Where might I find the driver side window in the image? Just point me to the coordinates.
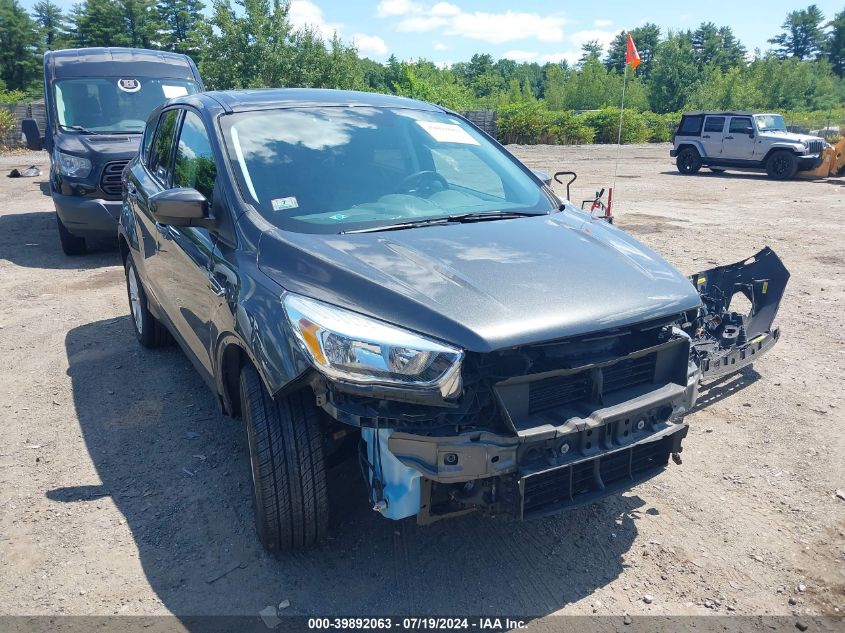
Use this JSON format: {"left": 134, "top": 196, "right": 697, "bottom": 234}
{"left": 729, "top": 117, "right": 753, "bottom": 135}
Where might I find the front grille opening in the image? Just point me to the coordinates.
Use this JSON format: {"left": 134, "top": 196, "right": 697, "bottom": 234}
{"left": 528, "top": 372, "right": 590, "bottom": 414}
{"left": 603, "top": 354, "right": 656, "bottom": 394}
{"left": 521, "top": 436, "right": 673, "bottom": 516}
{"left": 100, "top": 160, "right": 128, "bottom": 196}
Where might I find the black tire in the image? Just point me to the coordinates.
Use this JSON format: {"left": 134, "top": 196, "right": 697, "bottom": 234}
{"left": 676, "top": 147, "right": 702, "bottom": 174}
{"left": 240, "top": 364, "right": 329, "bottom": 552}
{"left": 766, "top": 150, "right": 798, "bottom": 180}
{"left": 57, "top": 214, "right": 87, "bottom": 255}
{"left": 709, "top": 167, "right": 726, "bottom": 173}
{"left": 124, "top": 256, "right": 172, "bottom": 348}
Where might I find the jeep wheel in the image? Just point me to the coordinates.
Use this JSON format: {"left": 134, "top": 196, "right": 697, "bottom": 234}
{"left": 125, "top": 256, "right": 172, "bottom": 348}
{"left": 766, "top": 151, "right": 798, "bottom": 180}
{"left": 57, "top": 215, "right": 87, "bottom": 255}
{"left": 676, "top": 148, "right": 702, "bottom": 175}
{"left": 240, "top": 364, "right": 329, "bottom": 552}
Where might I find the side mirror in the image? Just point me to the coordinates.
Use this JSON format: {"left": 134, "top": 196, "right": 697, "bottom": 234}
{"left": 21, "top": 118, "right": 43, "bottom": 151}
{"left": 149, "top": 188, "right": 211, "bottom": 227}
{"left": 532, "top": 169, "right": 552, "bottom": 187}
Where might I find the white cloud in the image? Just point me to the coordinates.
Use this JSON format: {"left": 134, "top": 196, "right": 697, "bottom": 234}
{"left": 446, "top": 11, "right": 567, "bottom": 43}
{"left": 594, "top": 19, "right": 612, "bottom": 28}
{"left": 569, "top": 29, "right": 618, "bottom": 51}
{"left": 376, "top": 0, "right": 422, "bottom": 17}
{"left": 354, "top": 33, "right": 389, "bottom": 56}
{"left": 288, "top": 0, "right": 342, "bottom": 39}
{"left": 433, "top": 40, "right": 448, "bottom": 51}
{"left": 381, "top": 2, "right": 570, "bottom": 45}
{"left": 397, "top": 16, "right": 448, "bottom": 32}
{"left": 502, "top": 50, "right": 581, "bottom": 65}
{"left": 430, "top": 2, "right": 460, "bottom": 16}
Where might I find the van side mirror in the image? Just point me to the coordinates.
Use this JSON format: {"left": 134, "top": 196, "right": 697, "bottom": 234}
{"left": 21, "top": 118, "right": 43, "bottom": 151}
{"left": 149, "top": 188, "right": 211, "bottom": 227}
{"left": 532, "top": 169, "right": 552, "bottom": 187}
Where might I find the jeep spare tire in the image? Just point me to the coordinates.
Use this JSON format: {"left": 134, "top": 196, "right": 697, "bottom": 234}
{"left": 676, "top": 147, "right": 702, "bottom": 175}
{"left": 766, "top": 150, "right": 798, "bottom": 180}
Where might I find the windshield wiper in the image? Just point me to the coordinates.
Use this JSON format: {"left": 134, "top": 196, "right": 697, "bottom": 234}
{"left": 60, "top": 125, "right": 99, "bottom": 135}
{"left": 341, "top": 217, "right": 452, "bottom": 234}
{"left": 340, "top": 211, "right": 548, "bottom": 235}
{"left": 446, "top": 211, "right": 548, "bottom": 223}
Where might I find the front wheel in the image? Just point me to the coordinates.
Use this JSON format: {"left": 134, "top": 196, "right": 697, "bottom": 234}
{"left": 57, "top": 215, "right": 87, "bottom": 255}
{"left": 676, "top": 147, "right": 702, "bottom": 175}
{"left": 766, "top": 151, "right": 798, "bottom": 180}
{"left": 240, "top": 364, "right": 329, "bottom": 552}
{"left": 124, "top": 256, "right": 172, "bottom": 348}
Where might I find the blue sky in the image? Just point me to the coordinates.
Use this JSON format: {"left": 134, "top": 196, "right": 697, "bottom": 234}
{"left": 26, "top": 0, "right": 845, "bottom": 64}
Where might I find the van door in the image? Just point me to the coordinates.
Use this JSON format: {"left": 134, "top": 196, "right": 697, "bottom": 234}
{"left": 722, "top": 116, "right": 757, "bottom": 160}
{"left": 701, "top": 116, "right": 726, "bottom": 158}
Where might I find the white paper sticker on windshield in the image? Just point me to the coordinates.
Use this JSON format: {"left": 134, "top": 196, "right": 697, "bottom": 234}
{"left": 271, "top": 196, "right": 299, "bottom": 211}
{"left": 162, "top": 85, "right": 189, "bottom": 99}
{"left": 416, "top": 120, "right": 479, "bottom": 145}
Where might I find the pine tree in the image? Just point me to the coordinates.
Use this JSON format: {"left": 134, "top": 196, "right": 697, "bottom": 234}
{"left": 0, "top": 0, "right": 42, "bottom": 91}
{"left": 156, "top": 0, "right": 204, "bottom": 56}
{"left": 768, "top": 4, "right": 826, "bottom": 60}
{"left": 32, "top": 0, "right": 68, "bottom": 49}
{"left": 605, "top": 23, "right": 661, "bottom": 78}
{"left": 827, "top": 8, "right": 845, "bottom": 76}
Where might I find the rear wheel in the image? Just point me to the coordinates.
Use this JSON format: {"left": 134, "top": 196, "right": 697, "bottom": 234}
{"left": 676, "top": 147, "right": 702, "bottom": 175}
{"left": 766, "top": 150, "right": 798, "bottom": 180}
{"left": 57, "top": 215, "right": 87, "bottom": 255}
{"left": 124, "top": 256, "right": 172, "bottom": 348}
{"left": 240, "top": 364, "right": 329, "bottom": 552}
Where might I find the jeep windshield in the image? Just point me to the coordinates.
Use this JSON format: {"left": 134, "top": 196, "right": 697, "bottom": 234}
{"left": 221, "top": 106, "right": 555, "bottom": 234}
{"left": 55, "top": 77, "right": 200, "bottom": 134}
{"left": 754, "top": 114, "right": 787, "bottom": 132}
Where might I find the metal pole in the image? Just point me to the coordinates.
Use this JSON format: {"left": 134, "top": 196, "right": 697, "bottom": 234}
{"left": 613, "top": 62, "right": 628, "bottom": 190}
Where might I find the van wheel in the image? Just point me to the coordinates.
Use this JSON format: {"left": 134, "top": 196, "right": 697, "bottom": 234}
{"left": 240, "top": 364, "right": 329, "bottom": 552}
{"left": 676, "top": 148, "right": 702, "bottom": 174}
{"left": 57, "top": 215, "right": 87, "bottom": 255}
{"left": 124, "top": 256, "right": 172, "bottom": 348}
{"left": 766, "top": 151, "right": 798, "bottom": 180}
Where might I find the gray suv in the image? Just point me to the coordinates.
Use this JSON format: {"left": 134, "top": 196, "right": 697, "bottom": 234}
{"left": 671, "top": 112, "right": 825, "bottom": 180}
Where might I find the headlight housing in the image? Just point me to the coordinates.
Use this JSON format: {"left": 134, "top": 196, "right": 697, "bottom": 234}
{"left": 284, "top": 293, "right": 463, "bottom": 398}
{"left": 54, "top": 150, "right": 92, "bottom": 178}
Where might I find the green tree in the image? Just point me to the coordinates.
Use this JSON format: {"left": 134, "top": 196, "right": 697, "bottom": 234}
{"left": 120, "top": 0, "right": 162, "bottom": 48}
{"left": 606, "top": 23, "right": 661, "bottom": 77}
{"left": 828, "top": 8, "right": 845, "bottom": 76}
{"left": 768, "top": 4, "right": 826, "bottom": 59}
{"left": 71, "top": 0, "right": 127, "bottom": 47}
{"left": 578, "top": 40, "right": 603, "bottom": 65}
{"left": 647, "top": 32, "right": 702, "bottom": 112}
{"left": 691, "top": 22, "right": 747, "bottom": 70}
{"left": 156, "top": 0, "right": 204, "bottom": 56}
{"left": 0, "top": 0, "right": 42, "bottom": 91}
{"left": 32, "top": 0, "right": 68, "bottom": 49}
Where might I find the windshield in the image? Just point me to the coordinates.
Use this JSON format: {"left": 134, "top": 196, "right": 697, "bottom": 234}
{"left": 55, "top": 78, "right": 199, "bottom": 134}
{"left": 221, "top": 106, "right": 554, "bottom": 234}
{"left": 754, "top": 114, "right": 787, "bottom": 132}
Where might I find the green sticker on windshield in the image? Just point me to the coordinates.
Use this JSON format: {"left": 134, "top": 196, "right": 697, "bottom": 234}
{"left": 271, "top": 196, "right": 298, "bottom": 211}
{"left": 329, "top": 213, "right": 348, "bottom": 220}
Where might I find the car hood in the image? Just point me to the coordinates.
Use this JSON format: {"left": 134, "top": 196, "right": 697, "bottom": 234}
{"left": 761, "top": 130, "right": 824, "bottom": 145}
{"left": 54, "top": 132, "right": 141, "bottom": 160}
{"left": 257, "top": 210, "right": 703, "bottom": 352}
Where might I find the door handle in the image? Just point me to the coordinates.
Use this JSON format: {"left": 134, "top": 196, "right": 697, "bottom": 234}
{"left": 207, "top": 272, "right": 226, "bottom": 297}
{"left": 702, "top": 135, "right": 710, "bottom": 139}
{"left": 724, "top": 136, "right": 734, "bottom": 140}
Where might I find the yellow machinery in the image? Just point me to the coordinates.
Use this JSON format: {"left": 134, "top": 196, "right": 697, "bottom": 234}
{"left": 798, "top": 137, "right": 845, "bottom": 178}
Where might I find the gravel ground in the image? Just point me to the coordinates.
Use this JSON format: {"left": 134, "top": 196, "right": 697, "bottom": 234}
{"left": 0, "top": 145, "right": 843, "bottom": 621}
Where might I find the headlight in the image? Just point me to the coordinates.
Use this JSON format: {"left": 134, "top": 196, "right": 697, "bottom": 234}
{"left": 284, "top": 293, "right": 463, "bottom": 398}
{"left": 54, "top": 150, "right": 92, "bottom": 178}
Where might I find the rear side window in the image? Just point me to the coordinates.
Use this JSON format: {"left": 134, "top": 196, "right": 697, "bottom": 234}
{"left": 678, "top": 116, "right": 703, "bottom": 136}
{"left": 704, "top": 117, "right": 725, "bottom": 133}
{"left": 149, "top": 109, "right": 180, "bottom": 184}
{"left": 173, "top": 110, "right": 217, "bottom": 203}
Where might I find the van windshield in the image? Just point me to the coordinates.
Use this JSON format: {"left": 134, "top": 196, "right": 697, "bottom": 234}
{"left": 55, "top": 77, "right": 199, "bottom": 134}
{"left": 221, "top": 106, "right": 554, "bottom": 234}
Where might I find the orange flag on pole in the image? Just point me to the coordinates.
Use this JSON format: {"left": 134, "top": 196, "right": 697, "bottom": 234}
{"left": 625, "top": 34, "right": 641, "bottom": 69}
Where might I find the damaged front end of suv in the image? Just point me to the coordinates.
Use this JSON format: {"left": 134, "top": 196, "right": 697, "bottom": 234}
{"left": 286, "top": 243, "right": 788, "bottom": 525}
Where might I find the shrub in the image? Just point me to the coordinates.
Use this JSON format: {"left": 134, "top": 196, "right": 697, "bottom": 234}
{"left": 497, "top": 100, "right": 552, "bottom": 144}
{"left": 0, "top": 89, "right": 28, "bottom": 105}
{"left": 580, "top": 107, "right": 650, "bottom": 144}
{"left": 546, "top": 111, "right": 595, "bottom": 144}
{"left": 643, "top": 111, "right": 681, "bottom": 142}
{"left": 0, "top": 108, "right": 17, "bottom": 149}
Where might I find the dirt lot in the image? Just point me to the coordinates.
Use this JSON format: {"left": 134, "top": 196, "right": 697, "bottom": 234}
{"left": 0, "top": 144, "right": 843, "bottom": 622}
